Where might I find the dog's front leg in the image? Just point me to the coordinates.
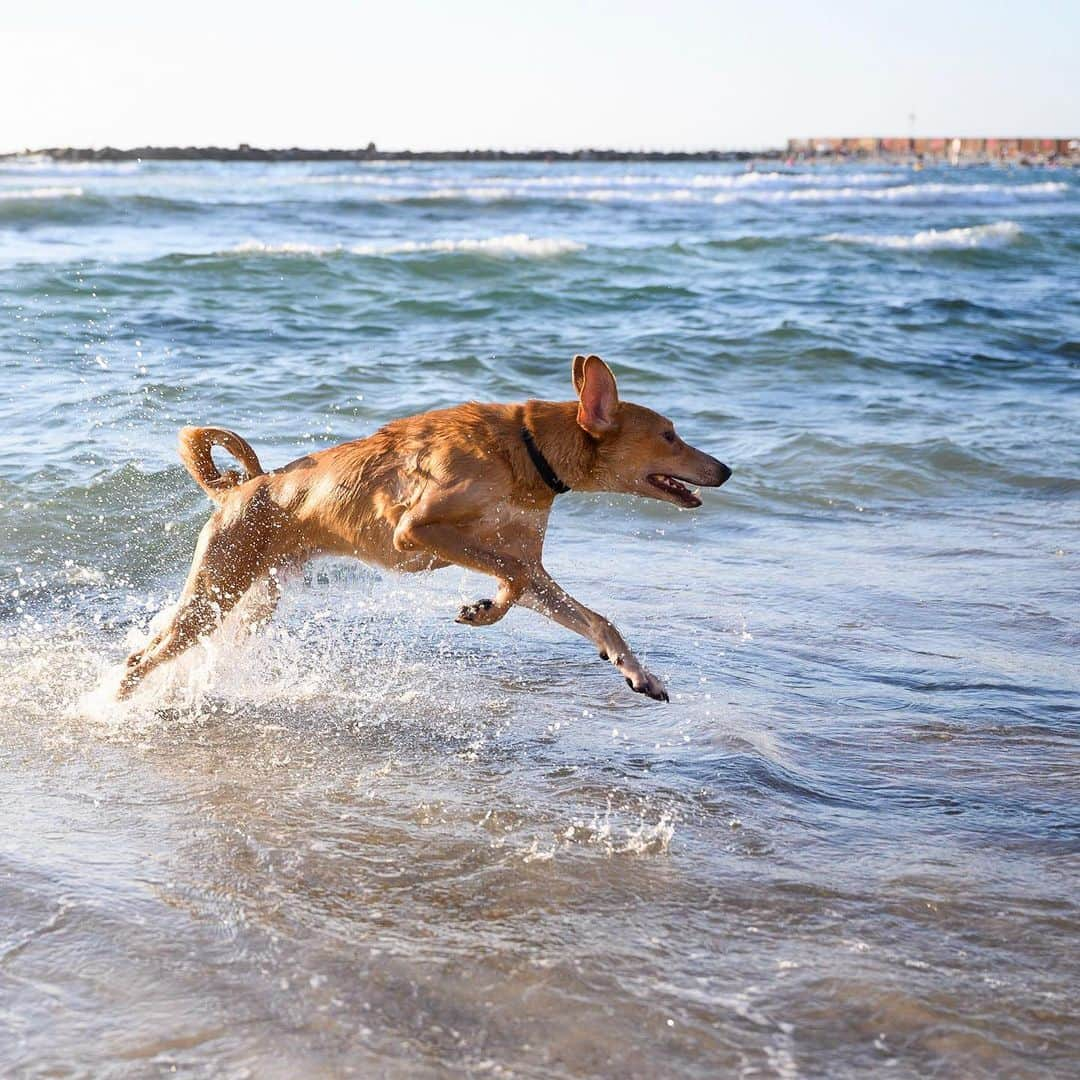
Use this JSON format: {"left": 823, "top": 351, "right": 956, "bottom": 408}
{"left": 394, "top": 515, "right": 530, "bottom": 626}
{"left": 518, "top": 570, "right": 669, "bottom": 702}
{"left": 455, "top": 579, "right": 520, "bottom": 627}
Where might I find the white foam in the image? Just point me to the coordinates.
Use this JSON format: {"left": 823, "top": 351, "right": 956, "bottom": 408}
{"left": 723, "top": 181, "right": 1068, "bottom": 206}
{"left": 355, "top": 233, "right": 584, "bottom": 256}
{"left": 0, "top": 185, "right": 84, "bottom": 200}
{"left": 823, "top": 220, "right": 1023, "bottom": 250}
{"left": 583, "top": 187, "right": 697, "bottom": 202}
{"left": 303, "top": 170, "right": 899, "bottom": 192}
{"left": 297, "top": 173, "right": 1068, "bottom": 207}
{"left": 522, "top": 803, "right": 676, "bottom": 862}
{"left": 230, "top": 234, "right": 584, "bottom": 258}
{"left": 65, "top": 571, "right": 498, "bottom": 733}
{"left": 299, "top": 174, "right": 414, "bottom": 186}
{"left": 0, "top": 157, "right": 141, "bottom": 173}
{"left": 375, "top": 185, "right": 518, "bottom": 202}
{"left": 231, "top": 240, "right": 333, "bottom": 255}
{"left": 688, "top": 170, "right": 897, "bottom": 189}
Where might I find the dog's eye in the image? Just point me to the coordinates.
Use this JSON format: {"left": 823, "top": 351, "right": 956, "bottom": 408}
{"left": 662, "top": 430, "right": 676, "bottom": 444}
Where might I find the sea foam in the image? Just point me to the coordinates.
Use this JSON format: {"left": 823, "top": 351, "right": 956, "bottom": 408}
{"left": 724, "top": 181, "right": 1068, "bottom": 206}
{"left": 364, "top": 179, "right": 1068, "bottom": 207}
{"left": 349, "top": 233, "right": 584, "bottom": 256}
{"left": 0, "top": 185, "right": 84, "bottom": 200}
{"left": 823, "top": 220, "right": 1023, "bottom": 250}
{"left": 231, "top": 234, "right": 585, "bottom": 258}
{"left": 303, "top": 170, "right": 898, "bottom": 192}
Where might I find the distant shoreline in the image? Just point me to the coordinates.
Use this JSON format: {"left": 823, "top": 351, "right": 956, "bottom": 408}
{"left": 2, "top": 145, "right": 774, "bottom": 164}
{"left": 4, "top": 143, "right": 1075, "bottom": 166}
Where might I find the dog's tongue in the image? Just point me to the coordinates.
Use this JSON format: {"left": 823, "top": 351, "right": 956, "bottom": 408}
{"left": 652, "top": 473, "right": 701, "bottom": 507}
{"left": 677, "top": 482, "right": 702, "bottom": 508}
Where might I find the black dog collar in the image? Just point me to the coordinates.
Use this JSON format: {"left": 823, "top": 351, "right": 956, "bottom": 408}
{"left": 521, "top": 427, "right": 570, "bottom": 495}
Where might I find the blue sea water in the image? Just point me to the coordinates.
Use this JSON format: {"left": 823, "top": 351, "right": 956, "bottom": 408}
{"left": 1, "top": 158, "right": 1078, "bottom": 1077}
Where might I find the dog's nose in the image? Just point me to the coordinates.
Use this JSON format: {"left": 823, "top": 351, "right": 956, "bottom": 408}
{"left": 714, "top": 462, "right": 732, "bottom": 486}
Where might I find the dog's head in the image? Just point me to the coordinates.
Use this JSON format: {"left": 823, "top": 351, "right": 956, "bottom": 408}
{"left": 573, "top": 354, "right": 731, "bottom": 508}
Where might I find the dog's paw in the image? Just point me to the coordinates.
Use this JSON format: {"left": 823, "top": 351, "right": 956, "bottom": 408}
{"left": 624, "top": 669, "right": 669, "bottom": 702}
{"left": 456, "top": 598, "right": 504, "bottom": 627}
{"left": 116, "top": 673, "right": 139, "bottom": 700}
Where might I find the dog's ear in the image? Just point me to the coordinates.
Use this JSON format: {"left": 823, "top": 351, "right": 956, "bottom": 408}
{"left": 575, "top": 355, "right": 619, "bottom": 436}
{"left": 572, "top": 354, "right": 588, "bottom": 395}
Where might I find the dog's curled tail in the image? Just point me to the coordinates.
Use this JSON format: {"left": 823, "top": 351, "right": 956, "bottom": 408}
{"left": 178, "top": 426, "right": 264, "bottom": 503}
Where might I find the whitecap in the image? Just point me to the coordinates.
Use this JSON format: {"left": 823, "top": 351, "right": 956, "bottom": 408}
{"left": 230, "top": 239, "right": 335, "bottom": 255}
{"left": 297, "top": 174, "right": 416, "bottom": 186}
{"left": 300, "top": 169, "right": 902, "bottom": 194}
{"left": 727, "top": 181, "right": 1068, "bottom": 205}
{"left": 376, "top": 185, "right": 517, "bottom": 201}
{"left": 302, "top": 176, "right": 1068, "bottom": 208}
{"left": 823, "top": 220, "right": 1023, "bottom": 250}
{"left": 689, "top": 169, "right": 898, "bottom": 189}
{"left": 228, "top": 234, "right": 584, "bottom": 258}
{"left": 0, "top": 185, "right": 84, "bottom": 200}
{"left": 351, "top": 233, "right": 584, "bottom": 256}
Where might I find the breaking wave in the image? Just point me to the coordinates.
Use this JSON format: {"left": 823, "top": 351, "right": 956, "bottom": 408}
{"left": 357, "top": 179, "right": 1069, "bottom": 207}
{"left": 0, "top": 185, "right": 85, "bottom": 200}
{"left": 229, "top": 234, "right": 585, "bottom": 258}
{"left": 715, "top": 181, "right": 1068, "bottom": 206}
{"left": 823, "top": 220, "right": 1024, "bottom": 250}
{"left": 301, "top": 169, "right": 898, "bottom": 191}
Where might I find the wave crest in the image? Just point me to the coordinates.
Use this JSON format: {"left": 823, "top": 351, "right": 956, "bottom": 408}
{"left": 230, "top": 234, "right": 585, "bottom": 258}
{"left": 0, "top": 185, "right": 84, "bottom": 201}
{"left": 823, "top": 221, "right": 1023, "bottom": 250}
{"left": 339, "top": 178, "right": 1069, "bottom": 208}
{"left": 715, "top": 181, "right": 1067, "bottom": 206}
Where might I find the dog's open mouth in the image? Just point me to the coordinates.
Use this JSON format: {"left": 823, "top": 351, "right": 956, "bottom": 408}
{"left": 647, "top": 473, "right": 702, "bottom": 508}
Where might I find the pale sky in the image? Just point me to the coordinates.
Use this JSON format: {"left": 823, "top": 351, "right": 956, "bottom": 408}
{"left": 2, "top": 0, "right": 1076, "bottom": 153}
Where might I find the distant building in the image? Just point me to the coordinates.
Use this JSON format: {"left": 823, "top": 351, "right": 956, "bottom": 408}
{"left": 786, "top": 137, "right": 1077, "bottom": 161}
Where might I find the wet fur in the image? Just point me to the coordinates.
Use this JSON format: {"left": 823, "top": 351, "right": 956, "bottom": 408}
{"left": 119, "top": 356, "right": 730, "bottom": 701}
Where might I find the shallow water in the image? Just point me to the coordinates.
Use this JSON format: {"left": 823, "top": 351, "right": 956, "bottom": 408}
{"left": 1, "top": 158, "right": 1078, "bottom": 1077}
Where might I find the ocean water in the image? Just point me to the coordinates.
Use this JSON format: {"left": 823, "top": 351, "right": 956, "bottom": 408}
{"left": 1, "top": 157, "right": 1078, "bottom": 1078}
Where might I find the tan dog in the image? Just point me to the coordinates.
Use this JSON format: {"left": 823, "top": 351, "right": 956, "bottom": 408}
{"left": 118, "top": 356, "right": 730, "bottom": 701}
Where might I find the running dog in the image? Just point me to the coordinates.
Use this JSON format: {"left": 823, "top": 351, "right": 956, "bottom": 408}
{"left": 119, "top": 356, "right": 731, "bottom": 701}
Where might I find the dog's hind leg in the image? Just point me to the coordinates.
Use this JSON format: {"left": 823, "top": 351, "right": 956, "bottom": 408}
{"left": 118, "top": 498, "right": 283, "bottom": 698}
{"left": 238, "top": 565, "right": 286, "bottom": 630}
{"left": 118, "top": 587, "right": 234, "bottom": 698}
